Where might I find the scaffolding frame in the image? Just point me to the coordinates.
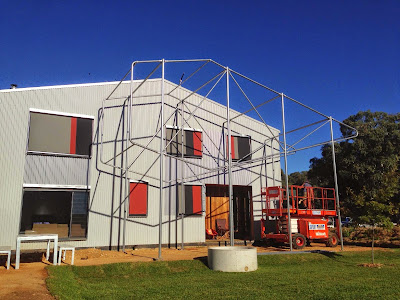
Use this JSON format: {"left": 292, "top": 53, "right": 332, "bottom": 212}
{"left": 98, "top": 58, "right": 358, "bottom": 259}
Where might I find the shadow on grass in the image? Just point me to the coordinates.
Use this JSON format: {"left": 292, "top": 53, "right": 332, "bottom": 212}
{"left": 194, "top": 256, "right": 208, "bottom": 268}
{"left": 311, "top": 250, "right": 343, "bottom": 259}
{"left": 312, "top": 250, "right": 363, "bottom": 267}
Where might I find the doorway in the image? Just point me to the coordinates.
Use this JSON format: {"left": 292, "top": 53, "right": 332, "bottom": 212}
{"left": 205, "top": 185, "right": 253, "bottom": 240}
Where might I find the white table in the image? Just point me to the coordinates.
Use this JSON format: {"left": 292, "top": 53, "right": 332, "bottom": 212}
{"left": 0, "top": 246, "right": 11, "bottom": 270}
{"left": 58, "top": 244, "right": 75, "bottom": 265}
{"left": 15, "top": 234, "right": 58, "bottom": 269}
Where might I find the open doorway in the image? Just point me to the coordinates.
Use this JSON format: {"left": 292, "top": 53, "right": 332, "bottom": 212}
{"left": 205, "top": 185, "right": 253, "bottom": 240}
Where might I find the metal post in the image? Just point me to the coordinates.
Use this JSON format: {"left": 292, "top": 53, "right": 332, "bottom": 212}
{"left": 122, "top": 116, "right": 127, "bottom": 251}
{"left": 271, "top": 139, "right": 276, "bottom": 186}
{"left": 180, "top": 92, "right": 185, "bottom": 250}
{"left": 158, "top": 59, "right": 165, "bottom": 259}
{"left": 122, "top": 175, "right": 127, "bottom": 252}
{"left": 117, "top": 108, "right": 125, "bottom": 251}
{"left": 123, "top": 98, "right": 130, "bottom": 253}
{"left": 262, "top": 145, "right": 268, "bottom": 211}
{"left": 281, "top": 93, "right": 292, "bottom": 251}
{"left": 329, "top": 117, "right": 344, "bottom": 251}
{"left": 226, "top": 67, "right": 234, "bottom": 246}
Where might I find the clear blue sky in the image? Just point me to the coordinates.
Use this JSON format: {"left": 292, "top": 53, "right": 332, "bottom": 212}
{"left": 1, "top": 1, "right": 399, "bottom": 173}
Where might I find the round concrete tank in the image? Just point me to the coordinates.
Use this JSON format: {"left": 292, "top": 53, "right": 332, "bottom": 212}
{"left": 207, "top": 246, "right": 257, "bottom": 272}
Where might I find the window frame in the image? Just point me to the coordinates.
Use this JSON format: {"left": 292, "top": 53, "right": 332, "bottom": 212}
{"left": 177, "top": 183, "right": 204, "bottom": 217}
{"left": 26, "top": 108, "right": 94, "bottom": 158}
{"left": 19, "top": 185, "right": 90, "bottom": 240}
{"left": 165, "top": 125, "right": 203, "bottom": 158}
{"left": 128, "top": 180, "right": 149, "bottom": 217}
{"left": 226, "top": 134, "right": 252, "bottom": 162}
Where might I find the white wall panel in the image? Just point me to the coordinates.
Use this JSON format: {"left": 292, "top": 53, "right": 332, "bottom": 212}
{"left": 24, "top": 155, "right": 90, "bottom": 186}
{"left": 0, "top": 79, "right": 280, "bottom": 249}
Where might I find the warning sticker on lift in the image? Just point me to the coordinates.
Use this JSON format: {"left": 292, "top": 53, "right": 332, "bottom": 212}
{"left": 268, "top": 189, "right": 279, "bottom": 196}
{"left": 315, "top": 232, "right": 326, "bottom": 236}
{"left": 309, "top": 224, "right": 326, "bottom": 230}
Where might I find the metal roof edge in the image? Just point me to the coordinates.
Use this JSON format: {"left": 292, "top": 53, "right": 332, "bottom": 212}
{"left": 0, "top": 79, "right": 160, "bottom": 93}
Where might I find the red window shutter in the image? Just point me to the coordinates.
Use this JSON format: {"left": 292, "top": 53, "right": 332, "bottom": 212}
{"left": 193, "top": 131, "right": 202, "bottom": 156}
{"left": 226, "top": 135, "right": 236, "bottom": 159}
{"left": 192, "top": 185, "right": 202, "bottom": 214}
{"left": 70, "top": 117, "right": 77, "bottom": 154}
{"left": 129, "top": 182, "right": 147, "bottom": 216}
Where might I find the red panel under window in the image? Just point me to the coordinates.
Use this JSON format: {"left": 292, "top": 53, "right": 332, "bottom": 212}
{"left": 129, "top": 182, "right": 147, "bottom": 216}
{"left": 70, "top": 117, "right": 77, "bottom": 154}
{"left": 192, "top": 185, "right": 202, "bottom": 214}
{"left": 193, "top": 131, "right": 202, "bottom": 156}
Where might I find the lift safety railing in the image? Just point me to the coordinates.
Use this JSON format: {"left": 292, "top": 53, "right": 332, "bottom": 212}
{"left": 262, "top": 185, "right": 337, "bottom": 217}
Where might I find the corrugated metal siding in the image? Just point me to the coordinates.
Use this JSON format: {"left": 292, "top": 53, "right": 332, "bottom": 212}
{"left": 0, "top": 79, "right": 280, "bottom": 250}
{"left": 0, "top": 91, "right": 28, "bottom": 248}
{"left": 24, "top": 155, "right": 90, "bottom": 185}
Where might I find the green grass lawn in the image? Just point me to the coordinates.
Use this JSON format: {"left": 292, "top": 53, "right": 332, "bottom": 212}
{"left": 47, "top": 250, "right": 400, "bottom": 300}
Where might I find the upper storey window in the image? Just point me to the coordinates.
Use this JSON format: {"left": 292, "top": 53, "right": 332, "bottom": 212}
{"left": 27, "top": 109, "right": 93, "bottom": 157}
{"left": 166, "top": 127, "right": 202, "bottom": 158}
{"left": 227, "top": 135, "right": 251, "bottom": 161}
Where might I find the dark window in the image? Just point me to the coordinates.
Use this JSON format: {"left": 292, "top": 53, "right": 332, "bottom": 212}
{"left": 28, "top": 111, "right": 93, "bottom": 156}
{"left": 70, "top": 192, "right": 89, "bottom": 238}
{"left": 75, "top": 118, "right": 93, "bottom": 155}
{"left": 227, "top": 135, "right": 251, "bottom": 161}
{"left": 20, "top": 190, "right": 89, "bottom": 239}
{"left": 129, "top": 182, "right": 148, "bottom": 216}
{"left": 184, "top": 130, "right": 202, "bottom": 157}
{"left": 166, "top": 128, "right": 202, "bottom": 158}
{"left": 178, "top": 185, "right": 203, "bottom": 216}
{"left": 166, "top": 128, "right": 181, "bottom": 155}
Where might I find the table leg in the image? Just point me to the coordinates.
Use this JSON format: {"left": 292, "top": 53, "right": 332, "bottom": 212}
{"left": 16, "top": 239, "right": 21, "bottom": 270}
{"left": 7, "top": 251, "right": 11, "bottom": 270}
{"left": 58, "top": 248, "right": 62, "bottom": 265}
{"left": 71, "top": 250, "right": 74, "bottom": 265}
{"left": 53, "top": 237, "right": 58, "bottom": 265}
{"left": 46, "top": 240, "right": 50, "bottom": 260}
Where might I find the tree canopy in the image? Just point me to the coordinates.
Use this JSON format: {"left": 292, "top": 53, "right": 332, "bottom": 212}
{"left": 308, "top": 110, "right": 400, "bottom": 226}
{"left": 282, "top": 170, "right": 309, "bottom": 187}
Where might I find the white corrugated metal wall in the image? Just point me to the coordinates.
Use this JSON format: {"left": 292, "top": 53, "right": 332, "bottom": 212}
{"left": 0, "top": 79, "right": 280, "bottom": 249}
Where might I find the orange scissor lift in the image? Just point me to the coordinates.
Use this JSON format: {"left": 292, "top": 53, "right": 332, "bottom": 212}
{"left": 260, "top": 185, "right": 339, "bottom": 249}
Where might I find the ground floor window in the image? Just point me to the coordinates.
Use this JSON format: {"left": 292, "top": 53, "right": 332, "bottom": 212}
{"left": 20, "top": 189, "right": 89, "bottom": 239}
{"left": 178, "top": 184, "right": 203, "bottom": 216}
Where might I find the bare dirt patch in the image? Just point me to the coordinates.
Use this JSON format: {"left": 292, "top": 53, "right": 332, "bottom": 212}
{"left": 0, "top": 262, "right": 53, "bottom": 300}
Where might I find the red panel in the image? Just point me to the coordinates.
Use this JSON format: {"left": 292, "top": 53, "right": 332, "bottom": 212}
{"left": 192, "top": 185, "right": 202, "bottom": 214}
{"left": 193, "top": 132, "right": 202, "bottom": 156}
{"left": 231, "top": 136, "right": 236, "bottom": 159}
{"left": 70, "top": 117, "right": 77, "bottom": 154}
{"left": 129, "top": 182, "right": 147, "bottom": 215}
{"left": 299, "top": 219, "right": 328, "bottom": 239}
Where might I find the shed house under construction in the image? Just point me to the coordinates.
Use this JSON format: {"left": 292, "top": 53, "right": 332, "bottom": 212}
{"left": 0, "top": 72, "right": 281, "bottom": 251}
